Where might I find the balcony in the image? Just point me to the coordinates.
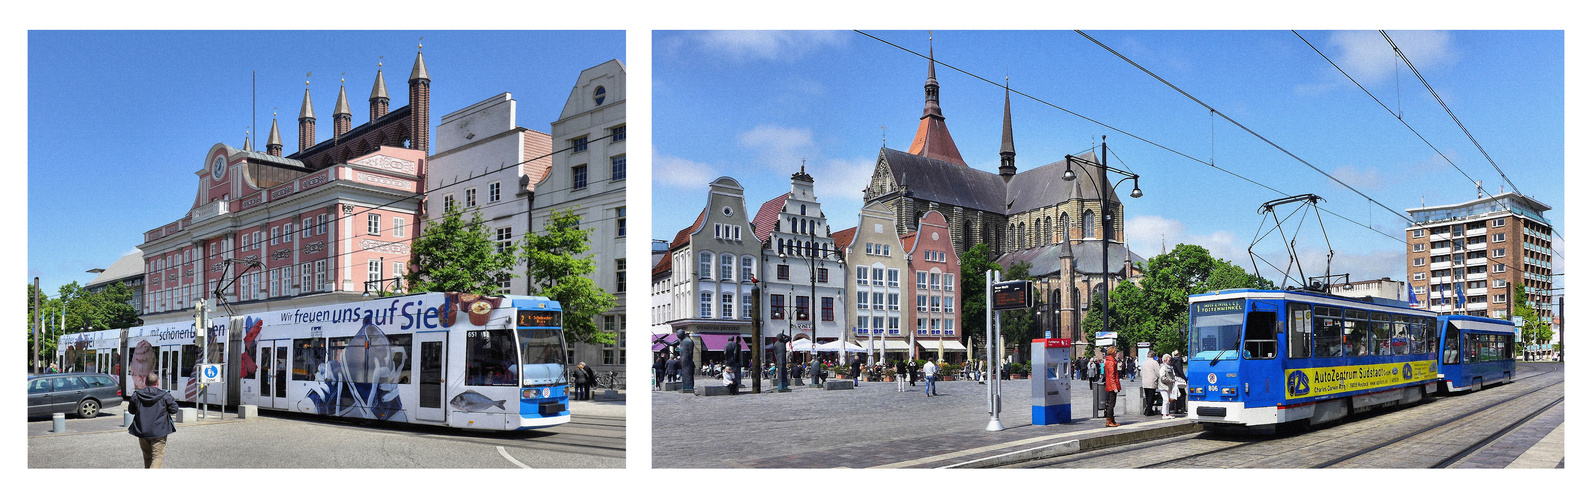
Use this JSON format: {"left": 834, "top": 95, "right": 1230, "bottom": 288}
{"left": 1466, "top": 228, "right": 1487, "bottom": 237}
{"left": 1429, "top": 261, "right": 1451, "bottom": 270}
{"left": 1466, "top": 258, "right": 1486, "bottom": 266}
{"left": 189, "top": 201, "right": 230, "bottom": 224}
{"left": 1430, "top": 247, "right": 1449, "bottom": 256}
{"left": 1467, "top": 301, "right": 1488, "bottom": 311}
{"left": 1467, "top": 273, "right": 1487, "bottom": 281}
{"left": 1466, "top": 243, "right": 1487, "bottom": 251}
{"left": 1430, "top": 276, "right": 1451, "bottom": 284}
{"left": 1429, "top": 233, "right": 1448, "bottom": 241}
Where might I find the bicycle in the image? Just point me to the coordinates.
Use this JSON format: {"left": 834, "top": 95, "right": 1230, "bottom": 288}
{"left": 595, "top": 370, "right": 624, "bottom": 390}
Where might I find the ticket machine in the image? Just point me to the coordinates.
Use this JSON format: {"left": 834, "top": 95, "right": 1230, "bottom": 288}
{"left": 1031, "top": 338, "right": 1073, "bottom": 425}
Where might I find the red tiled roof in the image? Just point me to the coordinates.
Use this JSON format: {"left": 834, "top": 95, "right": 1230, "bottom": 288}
{"left": 652, "top": 252, "right": 672, "bottom": 276}
{"left": 751, "top": 193, "right": 791, "bottom": 243}
{"left": 521, "top": 129, "right": 553, "bottom": 186}
{"left": 669, "top": 209, "right": 707, "bottom": 250}
{"left": 907, "top": 116, "right": 966, "bottom": 167}
{"left": 899, "top": 232, "right": 918, "bottom": 256}
{"left": 832, "top": 226, "right": 857, "bottom": 251}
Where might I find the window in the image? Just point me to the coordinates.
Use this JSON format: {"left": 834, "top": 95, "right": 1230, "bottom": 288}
{"left": 269, "top": 268, "right": 279, "bottom": 297}
{"left": 698, "top": 252, "right": 712, "bottom": 279}
{"left": 611, "top": 155, "right": 626, "bottom": 181}
{"left": 317, "top": 214, "right": 327, "bottom": 235}
{"left": 820, "top": 297, "right": 834, "bottom": 321}
{"left": 367, "top": 259, "right": 381, "bottom": 287}
{"left": 302, "top": 218, "right": 313, "bottom": 238}
{"left": 572, "top": 165, "right": 588, "bottom": 190}
{"left": 465, "top": 330, "right": 517, "bottom": 386}
{"left": 314, "top": 260, "right": 327, "bottom": 292}
{"left": 368, "top": 214, "right": 381, "bottom": 235}
{"left": 1413, "top": 272, "right": 1426, "bottom": 281}
{"left": 777, "top": 264, "right": 790, "bottom": 280}
{"left": 1343, "top": 309, "right": 1369, "bottom": 357}
{"left": 1415, "top": 286, "right": 1427, "bottom": 295}
{"left": 722, "top": 293, "right": 734, "bottom": 319}
{"left": 394, "top": 262, "right": 406, "bottom": 290}
{"left": 1286, "top": 303, "right": 1311, "bottom": 358}
{"left": 918, "top": 295, "right": 928, "bottom": 311}
{"left": 795, "top": 296, "right": 810, "bottom": 320}
{"left": 271, "top": 226, "right": 280, "bottom": 245}
{"left": 770, "top": 294, "right": 785, "bottom": 320}
{"left": 1492, "top": 218, "right": 1506, "bottom": 227}
{"left": 721, "top": 255, "right": 733, "bottom": 281}
{"left": 391, "top": 217, "right": 405, "bottom": 238}
{"left": 571, "top": 136, "right": 588, "bottom": 153}
{"left": 817, "top": 267, "right": 829, "bottom": 283}
{"left": 283, "top": 223, "right": 294, "bottom": 243}
{"left": 496, "top": 227, "right": 514, "bottom": 254}
{"left": 888, "top": 293, "right": 899, "bottom": 311}
{"left": 929, "top": 296, "right": 939, "bottom": 312}
{"left": 872, "top": 268, "right": 884, "bottom": 286}
{"left": 1492, "top": 248, "right": 1505, "bottom": 258}
{"left": 944, "top": 274, "right": 955, "bottom": 292}
{"left": 742, "top": 293, "right": 752, "bottom": 319}
{"left": 1412, "top": 228, "right": 1425, "bottom": 237}
{"left": 616, "top": 207, "right": 626, "bottom": 237}
{"left": 856, "top": 291, "right": 867, "bottom": 310}
{"left": 611, "top": 125, "right": 626, "bottom": 142}
{"left": 1414, "top": 257, "right": 1425, "bottom": 266}
{"left": 872, "top": 292, "right": 884, "bottom": 310}
{"left": 856, "top": 266, "right": 867, "bottom": 285}
{"left": 700, "top": 292, "right": 712, "bottom": 318}
{"left": 1493, "top": 264, "right": 1506, "bottom": 273}
{"left": 929, "top": 273, "right": 940, "bottom": 290}
{"left": 917, "top": 271, "right": 927, "bottom": 289}
{"left": 1314, "top": 306, "right": 1342, "bottom": 358}
{"left": 1083, "top": 210, "right": 1096, "bottom": 238}
{"left": 1493, "top": 279, "right": 1506, "bottom": 288}
{"left": 887, "top": 269, "right": 899, "bottom": 287}
{"left": 1493, "top": 294, "right": 1506, "bottom": 304}
{"left": 443, "top": 195, "right": 455, "bottom": 209}
{"left": 1413, "top": 243, "right": 1425, "bottom": 251}
{"left": 1492, "top": 233, "right": 1506, "bottom": 242}
{"left": 252, "top": 231, "right": 261, "bottom": 249}
{"left": 741, "top": 257, "right": 754, "bottom": 282}
{"left": 281, "top": 267, "right": 293, "bottom": 295}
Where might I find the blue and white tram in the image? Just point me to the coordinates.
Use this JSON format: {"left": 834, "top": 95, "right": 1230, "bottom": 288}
{"left": 1436, "top": 315, "right": 1515, "bottom": 392}
{"left": 1184, "top": 289, "right": 1442, "bottom": 430}
{"left": 237, "top": 292, "right": 570, "bottom": 431}
{"left": 123, "top": 319, "right": 232, "bottom": 404}
{"left": 55, "top": 328, "right": 123, "bottom": 376}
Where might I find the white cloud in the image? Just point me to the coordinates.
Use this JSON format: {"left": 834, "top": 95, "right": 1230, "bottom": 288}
{"left": 652, "top": 153, "right": 717, "bottom": 189}
{"left": 1330, "top": 165, "right": 1382, "bottom": 189}
{"left": 692, "top": 31, "right": 848, "bottom": 62}
{"left": 811, "top": 157, "right": 875, "bottom": 227}
{"left": 1328, "top": 30, "right": 1456, "bottom": 85}
{"left": 737, "top": 124, "right": 816, "bottom": 170}
{"left": 1126, "top": 215, "right": 1249, "bottom": 265}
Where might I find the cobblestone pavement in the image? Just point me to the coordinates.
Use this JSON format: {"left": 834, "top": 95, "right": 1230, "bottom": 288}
{"left": 1021, "top": 362, "right": 1564, "bottom": 468}
{"left": 652, "top": 375, "right": 1174, "bottom": 468}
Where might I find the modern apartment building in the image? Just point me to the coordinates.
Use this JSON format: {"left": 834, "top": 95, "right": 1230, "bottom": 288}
{"left": 1405, "top": 192, "right": 1554, "bottom": 322}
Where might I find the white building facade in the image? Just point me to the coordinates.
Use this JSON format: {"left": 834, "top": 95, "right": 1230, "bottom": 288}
{"left": 752, "top": 167, "right": 847, "bottom": 346}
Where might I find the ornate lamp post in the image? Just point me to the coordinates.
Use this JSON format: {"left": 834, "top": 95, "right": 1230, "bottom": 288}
{"left": 1062, "top": 137, "right": 1143, "bottom": 343}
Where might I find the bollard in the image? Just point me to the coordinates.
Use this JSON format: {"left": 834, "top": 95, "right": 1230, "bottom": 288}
{"left": 52, "top": 413, "right": 66, "bottom": 433}
{"left": 123, "top": 410, "right": 135, "bottom": 427}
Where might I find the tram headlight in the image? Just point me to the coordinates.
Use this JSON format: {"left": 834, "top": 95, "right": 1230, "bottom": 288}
{"left": 523, "top": 388, "right": 536, "bottom": 399}
{"left": 1189, "top": 386, "right": 1204, "bottom": 395}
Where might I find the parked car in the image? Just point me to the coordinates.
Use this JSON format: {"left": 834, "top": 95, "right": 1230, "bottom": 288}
{"left": 27, "top": 373, "right": 123, "bottom": 418}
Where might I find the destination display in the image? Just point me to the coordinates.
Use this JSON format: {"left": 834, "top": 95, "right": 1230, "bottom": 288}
{"left": 518, "top": 310, "right": 561, "bottom": 328}
{"left": 992, "top": 280, "right": 1034, "bottom": 311}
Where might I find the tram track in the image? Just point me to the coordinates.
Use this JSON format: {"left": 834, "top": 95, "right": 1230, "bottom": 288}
{"left": 1013, "top": 364, "right": 1560, "bottom": 469}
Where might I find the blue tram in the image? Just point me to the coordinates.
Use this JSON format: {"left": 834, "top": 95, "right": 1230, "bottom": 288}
{"left": 1184, "top": 289, "right": 1444, "bottom": 429}
{"left": 1436, "top": 316, "right": 1515, "bottom": 392}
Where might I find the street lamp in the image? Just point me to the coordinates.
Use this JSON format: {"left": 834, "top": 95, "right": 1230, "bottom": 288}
{"left": 362, "top": 256, "right": 405, "bottom": 297}
{"left": 1063, "top": 137, "right": 1143, "bottom": 343}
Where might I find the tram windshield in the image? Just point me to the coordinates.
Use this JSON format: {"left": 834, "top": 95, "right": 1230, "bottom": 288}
{"left": 518, "top": 327, "right": 567, "bottom": 386}
{"left": 1189, "top": 299, "right": 1245, "bottom": 360}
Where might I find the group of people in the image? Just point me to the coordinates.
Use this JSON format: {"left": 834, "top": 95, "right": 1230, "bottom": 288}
{"left": 567, "top": 361, "right": 599, "bottom": 400}
{"left": 1138, "top": 350, "right": 1187, "bottom": 419}
{"left": 652, "top": 353, "right": 684, "bottom": 390}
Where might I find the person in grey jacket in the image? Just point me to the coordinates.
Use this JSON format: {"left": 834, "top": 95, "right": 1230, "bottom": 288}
{"left": 127, "top": 372, "right": 178, "bottom": 468}
{"left": 1139, "top": 352, "right": 1161, "bottom": 416}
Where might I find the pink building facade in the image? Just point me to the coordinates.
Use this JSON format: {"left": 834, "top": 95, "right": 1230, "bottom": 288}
{"left": 139, "top": 51, "right": 430, "bottom": 323}
{"left": 902, "top": 210, "right": 962, "bottom": 359}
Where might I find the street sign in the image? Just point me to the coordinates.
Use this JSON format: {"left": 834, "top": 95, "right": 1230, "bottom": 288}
{"left": 1094, "top": 331, "right": 1118, "bottom": 347}
{"left": 200, "top": 363, "right": 223, "bottom": 384}
{"left": 992, "top": 280, "right": 1034, "bottom": 311}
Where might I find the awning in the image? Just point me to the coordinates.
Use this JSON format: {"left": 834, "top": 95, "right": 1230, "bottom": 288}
{"left": 698, "top": 333, "right": 748, "bottom": 351}
{"left": 860, "top": 340, "right": 912, "bottom": 351}
{"left": 916, "top": 339, "right": 968, "bottom": 351}
{"left": 651, "top": 334, "right": 671, "bottom": 351}
{"left": 817, "top": 340, "right": 867, "bottom": 353}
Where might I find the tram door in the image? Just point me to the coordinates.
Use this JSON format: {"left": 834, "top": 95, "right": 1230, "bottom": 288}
{"left": 258, "top": 340, "right": 292, "bottom": 410}
{"left": 415, "top": 332, "right": 446, "bottom": 422}
{"left": 159, "top": 347, "right": 181, "bottom": 398}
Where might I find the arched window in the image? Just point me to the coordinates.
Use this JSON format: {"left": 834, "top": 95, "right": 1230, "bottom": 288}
{"left": 1043, "top": 217, "right": 1052, "bottom": 245}
{"left": 1083, "top": 210, "right": 1096, "bottom": 239}
{"left": 742, "top": 256, "right": 754, "bottom": 281}
{"left": 1060, "top": 213, "right": 1070, "bottom": 242}
{"left": 962, "top": 220, "right": 973, "bottom": 252}
{"left": 1017, "top": 222, "right": 1027, "bottom": 250}
{"left": 699, "top": 252, "right": 713, "bottom": 279}
{"left": 1008, "top": 223, "right": 1016, "bottom": 251}
{"left": 1104, "top": 211, "right": 1115, "bottom": 241}
{"left": 1033, "top": 219, "right": 1042, "bottom": 247}
{"left": 800, "top": 204, "right": 807, "bottom": 216}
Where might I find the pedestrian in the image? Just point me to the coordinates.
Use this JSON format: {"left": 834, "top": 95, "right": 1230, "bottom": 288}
{"left": 1170, "top": 350, "right": 1187, "bottom": 416}
{"left": 850, "top": 357, "right": 863, "bottom": 387}
{"left": 907, "top": 360, "right": 917, "bottom": 387}
{"left": 923, "top": 359, "right": 939, "bottom": 396}
{"left": 1102, "top": 346, "right": 1121, "bottom": 427}
{"left": 1139, "top": 351, "right": 1160, "bottom": 416}
{"left": 571, "top": 363, "right": 589, "bottom": 400}
{"left": 653, "top": 353, "right": 667, "bottom": 391}
{"left": 127, "top": 372, "right": 178, "bottom": 468}
{"left": 666, "top": 355, "right": 681, "bottom": 384}
{"left": 580, "top": 361, "right": 597, "bottom": 400}
{"left": 722, "top": 361, "right": 739, "bottom": 395}
{"left": 895, "top": 360, "right": 907, "bottom": 392}
{"left": 1158, "top": 354, "right": 1178, "bottom": 419}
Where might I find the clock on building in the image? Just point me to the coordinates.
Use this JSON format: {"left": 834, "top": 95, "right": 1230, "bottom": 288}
{"left": 210, "top": 157, "right": 226, "bottom": 180}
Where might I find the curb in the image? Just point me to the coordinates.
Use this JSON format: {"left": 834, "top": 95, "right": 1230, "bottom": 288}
{"left": 940, "top": 420, "right": 1203, "bottom": 468}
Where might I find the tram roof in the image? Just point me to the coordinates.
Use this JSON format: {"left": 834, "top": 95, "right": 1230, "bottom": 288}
{"left": 1190, "top": 288, "right": 1435, "bottom": 315}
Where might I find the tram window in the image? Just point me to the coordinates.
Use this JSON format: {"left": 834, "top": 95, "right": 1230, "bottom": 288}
{"left": 180, "top": 345, "right": 199, "bottom": 378}
{"left": 293, "top": 339, "right": 325, "bottom": 381}
{"left": 1243, "top": 311, "right": 1277, "bottom": 359}
{"left": 1313, "top": 306, "right": 1342, "bottom": 358}
{"left": 326, "top": 338, "right": 349, "bottom": 379}
{"left": 1343, "top": 309, "right": 1369, "bottom": 357}
{"left": 1464, "top": 335, "right": 1480, "bottom": 364}
{"left": 1424, "top": 318, "right": 1438, "bottom": 354}
{"left": 1288, "top": 303, "right": 1311, "bottom": 359}
{"left": 1371, "top": 313, "right": 1392, "bottom": 356}
{"left": 386, "top": 334, "right": 412, "bottom": 384}
{"left": 466, "top": 330, "right": 517, "bottom": 386}
{"left": 1391, "top": 319, "right": 1409, "bottom": 355}
{"left": 1442, "top": 326, "right": 1461, "bottom": 365}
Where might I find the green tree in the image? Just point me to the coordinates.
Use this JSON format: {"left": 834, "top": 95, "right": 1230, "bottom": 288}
{"left": 959, "top": 243, "right": 1002, "bottom": 350}
{"left": 523, "top": 209, "right": 617, "bottom": 346}
{"left": 1083, "top": 244, "right": 1273, "bottom": 355}
{"left": 405, "top": 203, "right": 520, "bottom": 295}
{"left": 26, "top": 281, "right": 142, "bottom": 371}
{"left": 1512, "top": 283, "right": 1552, "bottom": 354}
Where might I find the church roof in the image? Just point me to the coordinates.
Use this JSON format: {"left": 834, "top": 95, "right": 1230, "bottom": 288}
{"left": 1006, "top": 152, "right": 1119, "bottom": 214}
{"left": 994, "top": 240, "right": 1144, "bottom": 277}
{"left": 751, "top": 193, "right": 791, "bottom": 243}
{"left": 907, "top": 114, "right": 965, "bottom": 166}
{"left": 1069, "top": 240, "right": 1145, "bottom": 275}
{"left": 880, "top": 148, "right": 1008, "bottom": 214}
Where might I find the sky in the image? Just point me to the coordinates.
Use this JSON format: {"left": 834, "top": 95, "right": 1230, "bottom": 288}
{"left": 653, "top": 30, "right": 1565, "bottom": 294}
{"left": 27, "top": 30, "right": 624, "bottom": 297}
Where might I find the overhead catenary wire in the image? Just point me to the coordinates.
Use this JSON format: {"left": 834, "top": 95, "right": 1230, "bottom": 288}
{"left": 854, "top": 30, "right": 1406, "bottom": 245}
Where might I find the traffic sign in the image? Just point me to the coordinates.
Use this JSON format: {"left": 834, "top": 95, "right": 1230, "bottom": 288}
{"left": 200, "top": 363, "right": 223, "bottom": 384}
